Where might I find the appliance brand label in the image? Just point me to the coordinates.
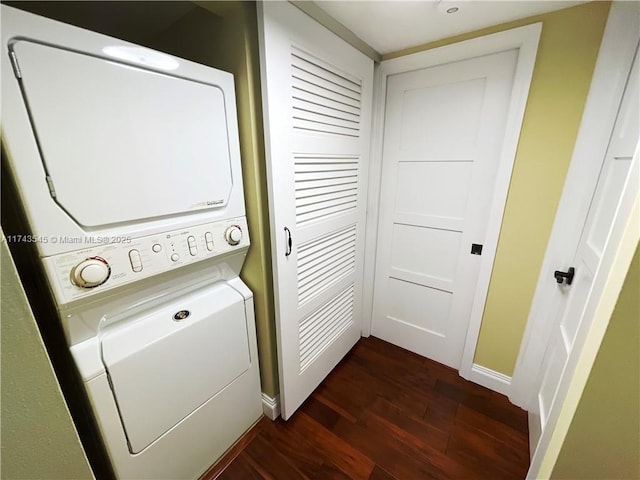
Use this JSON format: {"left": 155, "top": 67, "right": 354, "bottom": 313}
{"left": 173, "top": 310, "right": 191, "bottom": 321}
{"left": 191, "top": 199, "right": 225, "bottom": 209}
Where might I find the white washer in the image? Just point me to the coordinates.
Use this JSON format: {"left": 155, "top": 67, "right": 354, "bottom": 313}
{"left": 1, "top": 6, "right": 262, "bottom": 479}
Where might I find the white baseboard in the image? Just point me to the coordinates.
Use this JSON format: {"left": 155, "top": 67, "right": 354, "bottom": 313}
{"left": 261, "top": 393, "right": 280, "bottom": 420}
{"left": 467, "top": 363, "right": 511, "bottom": 396}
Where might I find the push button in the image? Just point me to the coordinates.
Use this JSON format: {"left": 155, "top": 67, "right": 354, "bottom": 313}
{"left": 187, "top": 235, "right": 197, "bottom": 256}
{"left": 128, "top": 249, "right": 143, "bottom": 272}
{"left": 152, "top": 243, "right": 162, "bottom": 253}
{"left": 205, "top": 232, "right": 214, "bottom": 251}
{"left": 171, "top": 253, "right": 180, "bottom": 262}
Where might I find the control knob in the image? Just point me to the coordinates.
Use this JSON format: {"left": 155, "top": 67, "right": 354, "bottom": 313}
{"left": 70, "top": 256, "right": 111, "bottom": 288}
{"left": 224, "top": 225, "right": 243, "bottom": 246}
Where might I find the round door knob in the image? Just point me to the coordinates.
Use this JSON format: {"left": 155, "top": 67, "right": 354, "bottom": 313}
{"left": 225, "top": 225, "right": 242, "bottom": 245}
{"left": 71, "top": 257, "right": 111, "bottom": 288}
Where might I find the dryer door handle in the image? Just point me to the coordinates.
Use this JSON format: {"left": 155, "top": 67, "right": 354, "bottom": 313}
{"left": 284, "top": 227, "right": 293, "bottom": 257}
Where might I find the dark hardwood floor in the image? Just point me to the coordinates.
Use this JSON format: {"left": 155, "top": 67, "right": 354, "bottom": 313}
{"left": 203, "top": 337, "right": 530, "bottom": 480}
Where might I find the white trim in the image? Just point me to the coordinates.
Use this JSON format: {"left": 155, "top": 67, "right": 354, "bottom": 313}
{"left": 459, "top": 24, "right": 541, "bottom": 381}
{"left": 289, "top": 1, "right": 381, "bottom": 62}
{"left": 261, "top": 393, "right": 281, "bottom": 420}
{"left": 467, "top": 364, "right": 512, "bottom": 397}
{"left": 363, "top": 23, "right": 542, "bottom": 382}
{"left": 527, "top": 148, "right": 639, "bottom": 479}
{"left": 361, "top": 63, "right": 386, "bottom": 338}
{"left": 379, "top": 23, "right": 541, "bottom": 76}
{"left": 510, "top": 1, "right": 640, "bottom": 410}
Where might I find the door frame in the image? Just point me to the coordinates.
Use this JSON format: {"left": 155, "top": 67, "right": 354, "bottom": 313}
{"left": 363, "top": 23, "right": 542, "bottom": 391}
{"left": 510, "top": 1, "right": 640, "bottom": 410}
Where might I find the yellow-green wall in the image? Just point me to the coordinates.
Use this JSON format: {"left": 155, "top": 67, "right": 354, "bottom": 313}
{"left": 551, "top": 243, "right": 640, "bottom": 479}
{"left": 385, "top": 1, "right": 611, "bottom": 376}
{"left": 196, "top": 1, "right": 279, "bottom": 398}
{"left": 155, "top": 1, "right": 278, "bottom": 397}
{"left": 1, "top": 232, "right": 94, "bottom": 480}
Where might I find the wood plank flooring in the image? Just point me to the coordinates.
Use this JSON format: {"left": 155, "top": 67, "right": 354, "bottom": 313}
{"left": 203, "top": 337, "right": 530, "bottom": 480}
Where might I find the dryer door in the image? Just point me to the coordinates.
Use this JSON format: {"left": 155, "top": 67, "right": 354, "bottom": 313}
{"left": 12, "top": 40, "right": 234, "bottom": 228}
{"left": 101, "top": 282, "right": 250, "bottom": 453}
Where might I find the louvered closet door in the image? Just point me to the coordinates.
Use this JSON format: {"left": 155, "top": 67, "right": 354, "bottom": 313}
{"left": 258, "top": 1, "right": 373, "bottom": 419}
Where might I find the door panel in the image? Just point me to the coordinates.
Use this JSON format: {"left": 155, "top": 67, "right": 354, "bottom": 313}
{"left": 391, "top": 224, "right": 461, "bottom": 282}
{"left": 297, "top": 225, "right": 357, "bottom": 306}
{"left": 372, "top": 50, "right": 517, "bottom": 368}
{"left": 537, "top": 51, "right": 639, "bottom": 430}
{"left": 399, "top": 78, "right": 486, "bottom": 158}
{"left": 15, "top": 40, "right": 233, "bottom": 227}
{"left": 386, "top": 278, "right": 451, "bottom": 335}
{"left": 294, "top": 155, "right": 360, "bottom": 226}
{"left": 395, "top": 161, "right": 474, "bottom": 221}
{"left": 259, "top": 2, "right": 373, "bottom": 419}
{"left": 537, "top": 333, "right": 567, "bottom": 426}
{"left": 101, "top": 283, "right": 249, "bottom": 453}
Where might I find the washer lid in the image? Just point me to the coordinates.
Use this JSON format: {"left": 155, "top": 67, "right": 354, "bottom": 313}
{"left": 13, "top": 40, "right": 233, "bottom": 228}
{"left": 100, "top": 282, "right": 250, "bottom": 453}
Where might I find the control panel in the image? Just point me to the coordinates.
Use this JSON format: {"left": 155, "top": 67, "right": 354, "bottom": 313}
{"left": 44, "top": 217, "right": 249, "bottom": 304}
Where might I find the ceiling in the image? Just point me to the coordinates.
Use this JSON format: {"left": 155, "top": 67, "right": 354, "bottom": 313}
{"left": 7, "top": 1, "right": 587, "bottom": 59}
{"left": 3, "top": 1, "right": 203, "bottom": 44}
{"left": 314, "top": 0, "right": 586, "bottom": 55}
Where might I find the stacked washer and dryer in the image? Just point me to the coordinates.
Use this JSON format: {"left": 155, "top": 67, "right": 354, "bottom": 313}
{"left": 2, "top": 6, "right": 263, "bottom": 479}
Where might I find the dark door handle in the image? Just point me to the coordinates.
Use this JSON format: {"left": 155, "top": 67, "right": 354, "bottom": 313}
{"left": 554, "top": 267, "right": 575, "bottom": 285}
{"left": 284, "top": 226, "right": 292, "bottom": 257}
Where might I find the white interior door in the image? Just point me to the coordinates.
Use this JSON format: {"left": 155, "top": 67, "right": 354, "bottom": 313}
{"left": 258, "top": 2, "right": 373, "bottom": 419}
{"left": 536, "top": 51, "right": 639, "bottom": 434}
{"left": 371, "top": 50, "right": 517, "bottom": 368}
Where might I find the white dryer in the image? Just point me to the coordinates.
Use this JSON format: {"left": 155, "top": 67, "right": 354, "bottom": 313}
{"left": 62, "top": 259, "right": 263, "bottom": 479}
{"left": 1, "top": 6, "right": 262, "bottom": 479}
